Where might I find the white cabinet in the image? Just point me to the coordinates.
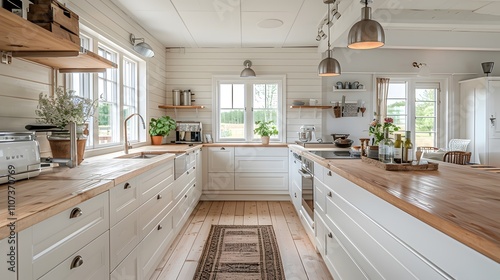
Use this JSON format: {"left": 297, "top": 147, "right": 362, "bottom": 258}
{"left": 1, "top": 237, "right": 16, "bottom": 280}
{"left": 18, "top": 192, "right": 109, "bottom": 280}
{"left": 208, "top": 147, "right": 234, "bottom": 172}
{"left": 459, "top": 77, "right": 500, "bottom": 165}
{"left": 288, "top": 149, "right": 302, "bottom": 211}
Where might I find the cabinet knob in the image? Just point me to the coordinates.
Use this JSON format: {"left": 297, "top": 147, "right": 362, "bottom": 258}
{"left": 185, "top": 194, "right": 188, "bottom": 198}
{"left": 327, "top": 191, "right": 332, "bottom": 197}
{"left": 124, "top": 182, "right": 131, "bottom": 189}
{"left": 221, "top": 147, "right": 225, "bottom": 150}
{"left": 328, "top": 233, "right": 333, "bottom": 238}
{"left": 294, "top": 193, "right": 297, "bottom": 198}
{"left": 327, "top": 171, "right": 332, "bottom": 176}
{"left": 157, "top": 224, "right": 163, "bottom": 230}
{"left": 294, "top": 160, "right": 296, "bottom": 164}
{"left": 69, "top": 208, "right": 83, "bottom": 219}
{"left": 193, "top": 184, "right": 196, "bottom": 188}
{"left": 193, "top": 166, "right": 196, "bottom": 170}
{"left": 70, "top": 255, "right": 84, "bottom": 269}
{"left": 187, "top": 171, "right": 190, "bottom": 175}
{"left": 157, "top": 194, "right": 162, "bottom": 200}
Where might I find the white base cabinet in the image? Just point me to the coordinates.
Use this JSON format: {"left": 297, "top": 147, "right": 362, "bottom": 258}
{"left": 0, "top": 236, "right": 16, "bottom": 280}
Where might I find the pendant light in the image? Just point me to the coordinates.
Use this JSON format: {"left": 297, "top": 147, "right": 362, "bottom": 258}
{"left": 347, "top": 0, "right": 385, "bottom": 50}
{"left": 318, "top": 0, "right": 341, "bottom": 77}
{"left": 130, "top": 34, "right": 155, "bottom": 58}
{"left": 240, "top": 60, "right": 256, "bottom": 77}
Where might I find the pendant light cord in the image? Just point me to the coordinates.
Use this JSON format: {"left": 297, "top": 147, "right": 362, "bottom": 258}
{"left": 327, "top": 2, "right": 331, "bottom": 55}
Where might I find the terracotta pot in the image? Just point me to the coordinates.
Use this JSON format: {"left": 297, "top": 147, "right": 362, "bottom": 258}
{"left": 261, "top": 136, "right": 270, "bottom": 145}
{"left": 151, "top": 135, "right": 164, "bottom": 145}
{"left": 48, "top": 138, "right": 87, "bottom": 164}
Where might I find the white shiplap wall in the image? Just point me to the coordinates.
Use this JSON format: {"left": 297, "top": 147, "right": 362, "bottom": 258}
{"left": 164, "top": 48, "right": 322, "bottom": 143}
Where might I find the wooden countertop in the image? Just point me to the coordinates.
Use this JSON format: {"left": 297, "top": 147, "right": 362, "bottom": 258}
{"left": 203, "top": 143, "right": 289, "bottom": 147}
{"left": 0, "top": 145, "right": 200, "bottom": 239}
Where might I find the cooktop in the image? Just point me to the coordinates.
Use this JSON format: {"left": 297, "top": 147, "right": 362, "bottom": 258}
{"left": 309, "top": 150, "right": 357, "bottom": 159}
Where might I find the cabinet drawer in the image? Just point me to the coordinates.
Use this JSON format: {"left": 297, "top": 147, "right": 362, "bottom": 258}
{"left": 139, "top": 209, "right": 175, "bottom": 280}
{"left": 207, "top": 147, "right": 234, "bottom": 172}
{"left": 140, "top": 181, "right": 175, "bottom": 240}
{"left": 235, "top": 157, "right": 288, "bottom": 172}
{"left": 109, "top": 177, "right": 140, "bottom": 226}
{"left": 139, "top": 161, "right": 174, "bottom": 203}
{"left": 0, "top": 237, "right": 16, "bottom": 280}
{"left": 314, "top": 177, "right": 326, "bottom": 217}
{"left": 110, "top": 209, "right": 140, "bottom": 271}
{"left": 173, "top": 182, "right": 198, "bottom": 229}
{"left": 207, "top": 173, "right": 234, "bottom": 191}
{"left": 234, "top": 172, "right": 288, "bottom": 191}
{"left": 111, "top": 246, "right": 139, "bottom": 280}
{"left": 39, "top": 232, "right": 109, "bottom": 280}
{"left": 314, "top": 213, "right": 326, "bottom": 256}
{"left": 173, "top": 169, "right": 196, "bottom": 201}
{"left": 235, "top": 147, "right": 288, "bottom": 157}
{"left": 19, "top": 192, "right": 109, "bottom": 280}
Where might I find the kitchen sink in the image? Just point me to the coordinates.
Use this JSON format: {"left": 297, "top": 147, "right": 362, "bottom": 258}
{"left": 115, "top": 151, "right": 168, "bottom": 159}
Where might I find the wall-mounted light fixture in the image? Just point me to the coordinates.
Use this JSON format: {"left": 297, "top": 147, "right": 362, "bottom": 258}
{"left": 481, "top": 62, "right": 494, "bottom": 76}
{"left": 347, "top": 0, "right": 385, "bottom": 49}
{"left": 240, "top": 60, "right": 256, "bottom": 77}
{"left": 412, "top": 62, "right": 430, "bottom": 77}
{"left": 318, "top": 0, "right": 341, "bottom": 76}
{"left": 130, "top": 34, "right": 155, "bottom": 58}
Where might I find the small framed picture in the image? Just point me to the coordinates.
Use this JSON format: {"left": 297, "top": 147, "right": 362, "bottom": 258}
{"left": 205, "top": 134, "right": 213, "bottom": 143}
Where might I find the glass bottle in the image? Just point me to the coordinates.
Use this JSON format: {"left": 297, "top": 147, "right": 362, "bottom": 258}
{"left": 403, "top": 131, "right": 414, "bottom": 163}
{"left": 378, "top": 128, "right": 394, "bottom": 163}
{"left": 394, "top": 133, "right": 402, "bottom": 163}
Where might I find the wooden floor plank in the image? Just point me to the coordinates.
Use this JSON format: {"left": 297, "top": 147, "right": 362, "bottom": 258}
{"left": 155, "top": 201, "right": 212, "bottom": 280}
{"left": 268, "top": 201, "right": 309, "bottom": 280}
{"left": 257, "top": 201, "right": 272, "bottom": 225}
{"left": 176, "top": 260, "right": 199, "bottom": 280}
{"left": 219, "top": 201, "right": 236, "bottom": 225}
{"left": 234, "top": 201, "right": 245, "bottom": 225}
{"left": 280, "top": 201, "right": 306, "bottom": 241}
{"left": 244, "top": 201, "right": 258, "bottom": 225}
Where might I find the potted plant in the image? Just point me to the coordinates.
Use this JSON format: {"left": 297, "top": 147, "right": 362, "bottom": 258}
{"left": 35, "top": 86, "right": 98, "bottom": 164}
{"left": 149, "top": 116, "right": 176, "bottom": 145}
{"left": 253, "top": 120, "right": 278, "bottom": 145}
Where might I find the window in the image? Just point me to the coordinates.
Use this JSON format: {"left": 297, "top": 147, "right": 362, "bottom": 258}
{"left": 386, "top": 80, "right": 440, "bottom": 147}
{"left": 215, "top": 77, "right": 284, "bottom": 142}
{"left": 66, "top": 29, "right": 144, "bottom": 151}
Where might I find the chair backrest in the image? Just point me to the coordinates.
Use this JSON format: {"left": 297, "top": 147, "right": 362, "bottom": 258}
{"left": 448, "top": 139, "right": 471, "bottom": 152}
{"left": 443, "top": 151, "right": 471, "bottom": 165}
{"left": 419, "top": 146, "right": 439, "bottom": 153}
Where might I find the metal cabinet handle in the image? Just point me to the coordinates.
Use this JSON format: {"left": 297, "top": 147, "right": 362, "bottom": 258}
{"left": 157, "top": 224, "right": 162, "bottom": 230}
{"left": 124, "top": 182, "right": 131, "bottom": 189}
{"left": 328, "top": 233, "right": 333, "bottom": 238}
{"left": 221, "top": 147, "right": 225, "bottom": 150}
{"left": 157, "top": 194, "right": 162, "bottom": 200}
{"left": 294, "top": 193, "right": 297, "bottom": 198}
{"left": 185, "top": 194, "right": 188, "bottom": 198}
{"left": 193, "top": 184, "right": 196, "bottom": 188}
{"left": 70, "top": 255, "right": 83, "bottom": 269}
{"left": 193, "top": 166, "right": 196, "bottom": 170}
{"left": 491, "top": 115, "right": 496, "bottom": 125}
{"left": 327, "top": 171, "right": 332, "bottom": 176}
{"left": 187, "top": 171, "right": 190, "bottom": 175}
{"left": 327, "top": 191, "right": 333, "bottom": 197}
{"left": 69, "top": 208, "right": 83, "bottom": 219}
{"left": 294, "top": 160, "right": 296, "bottom": 164}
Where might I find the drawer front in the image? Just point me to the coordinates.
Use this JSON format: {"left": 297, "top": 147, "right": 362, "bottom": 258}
{"left": 111, "top": 246, "right": 139, "bottom": 280}
{"left": 139, "top": 161, "right": 174, "bottom": 203}
{"left": 234, "top": 172, "right": 288, "bottom": 191}
{"left": 109, "top": 177, "right": 140, "bottom": 226}
{"left": 173, "top": 169, "right": 196, "bottom": 201}
{"left": 208, "top": 147, "right": 234, "bottom": 172}
{"left": 207, "top": 173, "right": 234, "bottom": 191}
{"left": 314, "top": 177, "right": 326, "bottom": 217}
{"left": 140, "top": 182, "right": 175, "bottom": 239}
{"left": 234, "top": 157, "right": 288, "bottom": 172}
{"left": 235, "top": 147, "right": 288, "bottom": 157}
{"left": 110, "top": 209, "right": 140, "bottom": 271}
{"left": 173, "top": 182, "right": 197, "bottom": 229}
{"left": 39, "top": 232, "right": 109, "bottom": 280}
{"left": 25, "top": 192, "right": 109, "bottom": 280}
{"left": 314, "top": 213, "right": 326, "bottom": 256}
{"left": 139, "top": 209, "right": 175, "bottom": 280}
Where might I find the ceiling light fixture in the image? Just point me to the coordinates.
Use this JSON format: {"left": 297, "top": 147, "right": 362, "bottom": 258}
{"left": 481, "top": 62, "right": 494, "bottom": 76}
{"left": 130, "top": 34, "right": 155, "bottom": 58}
{"left": 240, "top": 60, "right": 256, "bottom": 77}
{"left": 347, "top": 0, "right": 385, "bottom": 50}
{"left": 318, "top": 0, "right": 341, "bottom": 77}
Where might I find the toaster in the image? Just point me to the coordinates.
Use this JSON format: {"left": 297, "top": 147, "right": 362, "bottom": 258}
{"left": 0, "top": 132, "right": 41, "bottom": 184}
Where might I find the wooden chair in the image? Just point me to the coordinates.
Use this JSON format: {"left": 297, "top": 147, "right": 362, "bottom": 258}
{"left": 448, "top": 139, "right": 471, "bottom": 152}
{"left": 443, "top": 151, "right": 471, "bottom": 165}
{"left": 419, "top": 146, "right": 439, "bottom": 153}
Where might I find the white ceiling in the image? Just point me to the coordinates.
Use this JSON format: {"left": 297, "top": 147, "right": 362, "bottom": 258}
{"left": 111, "top": 0, "right": 500, "bottom": 51}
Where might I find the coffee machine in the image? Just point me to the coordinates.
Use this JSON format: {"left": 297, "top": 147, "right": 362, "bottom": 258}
{"left": 175, "top": 121, "right": 202, "bottom": 144}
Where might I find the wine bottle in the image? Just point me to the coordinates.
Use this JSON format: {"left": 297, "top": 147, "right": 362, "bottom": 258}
{"left": 379, "top": 128, "right": 394, "bottom": 163}
{"left": 394, "top": 133, "right": 402, "bottom": 163}
{"left": 403, "top": 131, "right": 413, "bottom": 163}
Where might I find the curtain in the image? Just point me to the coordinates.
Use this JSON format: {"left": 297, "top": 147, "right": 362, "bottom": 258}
{"left": 376, "top": 78, "right": 390, "bottom": 122}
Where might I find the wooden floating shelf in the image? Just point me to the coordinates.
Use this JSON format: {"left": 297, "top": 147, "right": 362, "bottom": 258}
{"left": 289, "top": 105, "right": 332, "bottom": 109}
{"left": 332, "top": 89, "right": 366, "bottom": 92}
{"left": 158, "top": 105, "right": 205, "bottom": 109}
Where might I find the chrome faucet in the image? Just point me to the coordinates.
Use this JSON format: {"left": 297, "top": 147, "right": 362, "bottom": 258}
{"left": 124, "top": 113, "right": 146, "bottom": 154}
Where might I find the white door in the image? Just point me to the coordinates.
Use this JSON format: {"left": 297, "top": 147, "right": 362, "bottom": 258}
{"left": 488, "top": 81, "right": 500, "bottom": 166}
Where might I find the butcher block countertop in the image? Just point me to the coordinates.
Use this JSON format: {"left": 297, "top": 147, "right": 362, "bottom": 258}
{"left": 0, "top": 144, "right": 201, "bottom": 239}
{"left": 315, "top": 158, "right": 498, "bottom": 263}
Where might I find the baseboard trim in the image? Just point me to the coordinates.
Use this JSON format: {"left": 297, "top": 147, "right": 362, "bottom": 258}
{"left": 200, "top": 194, "right": 290, "bottom": 201}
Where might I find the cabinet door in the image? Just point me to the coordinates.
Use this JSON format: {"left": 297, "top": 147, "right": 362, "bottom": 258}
{"left": 111, "top": 246, "right": 139, "bottom": 280}
{"left": 196, "top": 149, "right": 203, "bottom": 189}
{"left": 208, "top": 147, "right": 234, "bottom": 172}
{"left": 207, "top": 172, "right": 235, "bottom": 191}
{"left": 109, "top": 178, "right": 140, "bottom": 226}
{"left": 489, "top": 81, "right": 500, "bottom": 138}
{"left": 234, "top": 172, "right": 288, "bottom": 190}
{"left": 110, "top": 209, "right": 140, "bottom": 270}
{"left": 0, "top": 237, "right": 16, "bottom": 280}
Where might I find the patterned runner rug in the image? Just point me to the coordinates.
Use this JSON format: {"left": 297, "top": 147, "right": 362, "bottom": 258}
{"left": 193, "top": 225, "right": 286, "bottom": 280}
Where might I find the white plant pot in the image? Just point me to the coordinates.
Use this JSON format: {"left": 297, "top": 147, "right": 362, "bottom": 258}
{"left": 261, "top": 136, "right": 270, "bottom": 145}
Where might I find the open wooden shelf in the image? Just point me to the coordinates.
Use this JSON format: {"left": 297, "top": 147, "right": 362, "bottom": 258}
{"left": 158, "top": 105, "right": 205, "bottom": 109}
{"left": 289, "top": 105, "right": 332, "bottom": 109}
{"left": 1, "top": 9, "right": 116, "bottom": 72}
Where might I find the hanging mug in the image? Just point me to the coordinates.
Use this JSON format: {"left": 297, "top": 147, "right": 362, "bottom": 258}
{"left": 344, "top": 82, "right": 351, "bottom": 89}
{"left": 352, "top": 81, "right": 359, "bottom": 89}
{"left": 336, "top": 81, "right": 343, "bottom": 89}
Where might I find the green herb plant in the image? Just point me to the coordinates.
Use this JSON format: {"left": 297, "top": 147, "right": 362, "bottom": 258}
{"left": 253, "top": 120, "right": 278, "bottom": 137}
{"left": 149, "top": 116, "right": 176, "bottom": 136}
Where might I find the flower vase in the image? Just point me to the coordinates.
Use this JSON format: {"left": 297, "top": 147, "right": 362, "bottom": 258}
{"left": 366, "top": 145, "right": 379, "bottom": 159}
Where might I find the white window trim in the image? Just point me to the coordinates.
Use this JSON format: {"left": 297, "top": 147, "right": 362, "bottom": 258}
{"left": 212, "top": 75, "right": 287, "bottom": 143}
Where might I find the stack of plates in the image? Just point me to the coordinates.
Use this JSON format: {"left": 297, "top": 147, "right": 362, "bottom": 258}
{"left": 292, "top": 100, "right": 305, "bottom": 106}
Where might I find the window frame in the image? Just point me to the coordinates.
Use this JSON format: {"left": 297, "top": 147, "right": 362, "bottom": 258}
{"left": 212, "top": 75, "right": 286, "bottom": 143}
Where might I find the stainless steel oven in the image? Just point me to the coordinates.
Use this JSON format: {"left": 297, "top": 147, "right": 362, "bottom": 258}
{"left": 299, "top": 156, "right": 314, "bottom": 225}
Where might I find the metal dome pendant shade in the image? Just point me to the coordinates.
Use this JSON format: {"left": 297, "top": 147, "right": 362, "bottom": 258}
{"left": 240, "top": 60, "right": 256, "bottom": 77}
{"left": 130, "top": 34, "right": 155, "bottom": 58}
{"left": 318, "top": 0, "right": 341, "bottom": 76}
{"left": 348, "top": 1, "right": 385, "bottom": 50}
